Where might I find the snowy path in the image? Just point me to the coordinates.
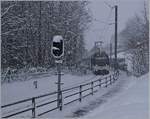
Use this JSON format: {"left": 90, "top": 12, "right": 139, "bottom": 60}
{"left": 84, "top": 73, "right": 149, "bottom": 119}
{"left": 66, "top": 71, "right": 127, "bottom": 118}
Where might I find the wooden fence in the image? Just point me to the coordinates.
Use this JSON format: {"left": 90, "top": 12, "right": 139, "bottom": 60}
{"left": 1, "top": 71, "right": 119, "bottom": 118}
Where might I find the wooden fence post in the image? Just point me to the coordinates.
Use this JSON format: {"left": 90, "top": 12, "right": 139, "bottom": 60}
{"left": 113, "top": 74, "right": 115, "bottom": 83}
{"left": 115, "top": 73, "right": 117, "bottom": 81}
{"left": 105, "top": 77, "right": 107, "bottom": 87}
{"left": 99, "top": 79, "right": 101, "bottom": 88}
{"left": 110, "top": 75, "right": 112, "bottom": 85}
{"left": 32, "top": 97, "right": 36, "bottom": 118}
{"left": 117, "top": 71, "right": 119, "bottom": 80}
{"left": 79, "top": 85, "right": 82, "bottom": 102}
{"left": 91, "top": 82, "right": 93, "bottom": 95}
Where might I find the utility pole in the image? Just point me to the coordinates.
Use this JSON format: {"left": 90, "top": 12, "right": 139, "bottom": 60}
{"left": 110, "top": 43, "right": 112, "bottom": 66}
{"left": 114, "top": 5, "right": 118, "bottom": 70}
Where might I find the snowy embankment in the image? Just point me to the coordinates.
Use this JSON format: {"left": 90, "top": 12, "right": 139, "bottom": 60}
{"left": 84, "top": 73, "right": 149, "bottom": 119}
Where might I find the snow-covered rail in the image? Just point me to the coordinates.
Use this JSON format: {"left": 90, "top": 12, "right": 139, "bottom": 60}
{"left": 1, "top": 71, "right": 119, "bottom": 118}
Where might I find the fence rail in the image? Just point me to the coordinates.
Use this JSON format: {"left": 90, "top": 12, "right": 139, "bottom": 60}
{"left": 1, "top": 71, "right": 119, "bottom": 118}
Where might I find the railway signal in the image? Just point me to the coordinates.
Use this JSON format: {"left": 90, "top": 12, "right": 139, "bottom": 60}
{"left": 51, "top": 35, "right": 64, "bottom": 110}
{"left": 51, "top": 35, "right": 64, "bottom": 59}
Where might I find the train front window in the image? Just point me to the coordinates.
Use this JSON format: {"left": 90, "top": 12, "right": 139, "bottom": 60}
{"left": 94, "top": 58, "right": 108, "bottom": 66}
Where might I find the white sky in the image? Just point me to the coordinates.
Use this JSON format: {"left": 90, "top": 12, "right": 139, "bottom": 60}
{"left": 84, "top": 0, "right": 146, "bottom": 50}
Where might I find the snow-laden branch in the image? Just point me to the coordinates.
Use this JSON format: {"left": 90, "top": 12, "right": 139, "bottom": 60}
{"left": 2, "top": 14, "right": 27, "bottom": 28}
{"left": 1, "top": 25, "right": 26, "bottom": 36}
{"left": 66, "top": 31, "right": 78, "bottom": 36}
{"left": 1, "top": 3, "right": 17, "bottom": 18}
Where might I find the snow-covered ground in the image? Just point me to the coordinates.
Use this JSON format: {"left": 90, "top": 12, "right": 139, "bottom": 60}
{"left": 1, "top": 71, "right": 112, "bottom": 118}
{"left": 1, "top": 73, "right": 101, "bottom": 105}
{"left": 1, "top": 71, "right": 149, "bottom": 119}
{"left": 84, "top": 73, "right": 149, "bottom": 119}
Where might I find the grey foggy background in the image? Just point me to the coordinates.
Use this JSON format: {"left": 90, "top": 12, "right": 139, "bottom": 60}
{"left": 85, "top": 0, "right": 145, "bottom": 50}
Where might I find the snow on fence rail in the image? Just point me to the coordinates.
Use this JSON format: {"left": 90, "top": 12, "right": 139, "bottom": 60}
{"left": 1, "top": 71, "right": 119, "bottom": 118}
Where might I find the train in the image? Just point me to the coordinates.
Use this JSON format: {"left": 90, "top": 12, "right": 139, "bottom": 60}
{"left": 91, "top": 51, "right": 110, "bottom": 75}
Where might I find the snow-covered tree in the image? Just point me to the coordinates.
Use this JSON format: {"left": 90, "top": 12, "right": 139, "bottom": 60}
{"left": 119, "top": 2, "right": 149, "bottom": 76}
{"left": 1, "top": 1, "right": 91, "bottom": 71}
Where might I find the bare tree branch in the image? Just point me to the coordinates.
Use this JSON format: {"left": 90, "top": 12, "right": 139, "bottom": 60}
{"left": 1, "top": 3, "right": 17, "bottom": 18}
